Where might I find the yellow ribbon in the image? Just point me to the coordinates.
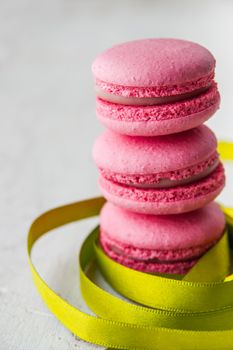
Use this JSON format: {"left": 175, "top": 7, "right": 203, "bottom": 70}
{"left": 28, "top": 141, "right": 233, "bottom": 349}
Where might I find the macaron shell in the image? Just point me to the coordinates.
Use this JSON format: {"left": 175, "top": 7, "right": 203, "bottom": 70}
{"left": 98, "top": 103, "right": 219, "bottom": 136}
{"left": 92, "top": 38, "right": 215, "bottom": 97}
{"left": 100, "top": 240, "right": 198, "bottom": 275}
{"left": 99, "top": 163, "right": 225, "bottom": 215}
{"left": 96, "top": 84, "right": 220, "bottom": 136}
{"left": 93, "top": 125, "right": 217, "bottom": 175}
{"left": 100, "top": 202, "right": 225, "bottom": 250}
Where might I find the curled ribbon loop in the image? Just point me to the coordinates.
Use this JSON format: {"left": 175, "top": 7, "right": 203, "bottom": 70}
{"left": 28, "top": 141, "right": 233, "bottom": 349}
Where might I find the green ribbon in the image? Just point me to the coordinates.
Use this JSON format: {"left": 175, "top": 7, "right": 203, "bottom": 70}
{"left": 27, "top": 141, "right": 233, "bottom": 349}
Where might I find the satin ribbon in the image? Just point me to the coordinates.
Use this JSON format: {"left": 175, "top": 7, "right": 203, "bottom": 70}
{"left": 28, "top": 141, "right": 233, "bottom": 349}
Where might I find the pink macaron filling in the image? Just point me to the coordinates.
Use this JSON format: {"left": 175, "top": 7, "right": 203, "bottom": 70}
{"left": 99, "top": 152, "right": 219, "bottom": 188}
{"left": 100, "top": 230, "right": 216, "bottom": 262}
{"left": 95, "top": 71, "right": 214, "bottom": 99}
{"left": 99, "top": 163, "right": 225, "bottom": 204}
{"left": 96, "top": 83, "right": 220, "bottom": 121}
{"left": 95, "top": 83, "right": 213, "bottom": 106}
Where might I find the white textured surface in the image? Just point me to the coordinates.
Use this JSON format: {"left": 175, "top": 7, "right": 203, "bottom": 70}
{"left": 0, "top": 1, "right": 233, "bottom": 349}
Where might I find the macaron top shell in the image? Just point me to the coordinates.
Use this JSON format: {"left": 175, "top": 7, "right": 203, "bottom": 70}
{"left": 93, "top": 125, "right": 217, "bottom": 175}
{"left": 92, "top": 38, "right": 215, "bottom": 97}
{"left": 100, "top": 202, "right": 225, "bottom": 250}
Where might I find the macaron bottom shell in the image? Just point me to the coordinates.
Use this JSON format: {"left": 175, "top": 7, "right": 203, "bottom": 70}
{"left": 99, "top": 163, "right": 225, "bottom": 215}
{"left": 97, "top": 103, "right": 219, "bottom": 136}
{"left": 96, "top": 83, "right": 220, "bottom": 136}
{"left": 100, "top": 237, "right": 198, "bottom": 275}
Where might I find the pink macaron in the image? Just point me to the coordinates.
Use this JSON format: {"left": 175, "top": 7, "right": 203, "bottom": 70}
{"left": 92, "top": 38, "right": 220, "bottom": 136}
{"left": 93, "top": 125, "right": 225, "bottom": 215}
{"left": 99, "top": 202, "right": 226, "bottom": 274}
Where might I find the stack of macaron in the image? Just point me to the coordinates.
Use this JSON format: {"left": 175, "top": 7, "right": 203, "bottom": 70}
{"left": 92, "top": 38, "right": 226, "bottom": 275}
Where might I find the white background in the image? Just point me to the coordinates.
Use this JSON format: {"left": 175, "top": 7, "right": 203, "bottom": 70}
{"left": 1, "top": 0, "right": 233, "bottom": 349}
